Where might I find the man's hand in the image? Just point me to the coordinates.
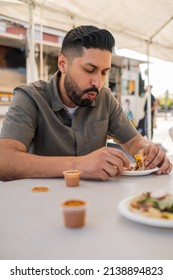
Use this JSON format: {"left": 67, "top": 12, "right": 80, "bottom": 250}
{"left": 76, "top": 147, "right": 131, "bottom": 180}
{"left": 138, "top": 144, "right": 172, "bottom": 174}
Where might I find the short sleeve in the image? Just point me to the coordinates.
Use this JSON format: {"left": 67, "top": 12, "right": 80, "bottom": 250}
{"left": 0, "top": 89, "right": 38, "bottom": 150}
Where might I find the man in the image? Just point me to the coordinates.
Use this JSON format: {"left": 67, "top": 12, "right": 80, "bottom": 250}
{"left": 0, "top": 25, "right": 172, "bottom": 181}
{"left": 144, "top": 86, "right": 158, "bottom": 139}
{"left": 137, "top": 87, "right": 158, "bottom": 138}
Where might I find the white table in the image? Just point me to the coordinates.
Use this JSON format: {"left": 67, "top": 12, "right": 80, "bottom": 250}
{"left": 0, "top": 172, "right": 173, "bottom": 260}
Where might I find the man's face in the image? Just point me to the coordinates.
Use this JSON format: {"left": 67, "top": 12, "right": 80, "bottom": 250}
{"left": 61, "top": 48, "right": 111, "bottom": 107}
{"left": 64, "top": 71, "right": 99, "bottom": 107}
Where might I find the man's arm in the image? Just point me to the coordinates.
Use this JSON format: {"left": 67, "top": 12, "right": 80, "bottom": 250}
{"left": 0, "top": 139, "right": 76, "bottom": 181}
{"left": 0, "top": 139, "right": 131, "bottom": 181}
{"left": 1, "top": 135, "right": 171, "bottom": 181}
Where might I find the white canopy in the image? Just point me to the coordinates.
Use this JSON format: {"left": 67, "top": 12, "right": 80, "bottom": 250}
{"left": 1, "top": 0, "right": 173, "bottom": 62}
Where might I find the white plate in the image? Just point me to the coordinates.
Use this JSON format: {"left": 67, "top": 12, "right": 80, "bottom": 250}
{"left": 118, "top": 196, "right": 173, "bottom": 228}
{"left": 122, "top": 167, "right": 159, "bottom": 176}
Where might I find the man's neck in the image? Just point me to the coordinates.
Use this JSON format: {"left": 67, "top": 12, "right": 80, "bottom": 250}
{"left": 58, "top": 75, "right": 76, "bottom": 108}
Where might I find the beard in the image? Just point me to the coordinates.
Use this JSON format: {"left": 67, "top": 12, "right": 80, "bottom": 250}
{"left": 64, "top": 71, "right": 99, "bottom": 107}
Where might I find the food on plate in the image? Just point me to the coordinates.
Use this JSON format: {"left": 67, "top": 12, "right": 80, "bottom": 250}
{"left": 123, "top": 154, "right": 145, "bottom": 172}
{"left": 129, "top": 190, "right": 173, "bottom": 219}
{"left": 32, "top": 186, "right": 49, "bottom": 192}
{"left": 132, "top": 154, "right": 145, "bottom": 171}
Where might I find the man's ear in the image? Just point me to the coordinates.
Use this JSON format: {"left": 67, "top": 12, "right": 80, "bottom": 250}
{"left": 58, "top": 53, "right": 67, "bottom": 73}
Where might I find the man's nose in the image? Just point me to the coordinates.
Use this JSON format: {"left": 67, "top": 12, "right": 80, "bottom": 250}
{"left": 91, "top": 73, "right": 104, "bottom": 90}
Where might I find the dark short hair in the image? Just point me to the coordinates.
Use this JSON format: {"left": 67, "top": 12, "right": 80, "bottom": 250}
{"left": 61, "top": 25, "right": 115, "bottom": 58}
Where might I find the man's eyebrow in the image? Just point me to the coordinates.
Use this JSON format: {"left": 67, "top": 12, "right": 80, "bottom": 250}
{"left": 85, "top": 62, "right": 111, "bottom": 71}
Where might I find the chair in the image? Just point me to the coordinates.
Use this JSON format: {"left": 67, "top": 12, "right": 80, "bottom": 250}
{"left": 106, "top": 142, "right": 135, "bottom": 162}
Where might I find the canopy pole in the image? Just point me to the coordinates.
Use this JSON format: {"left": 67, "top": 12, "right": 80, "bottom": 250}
{"left": 28, "top": 2, "right": 35, "bottom": 83}
{"left": 39, "top": 8, "right": 44, "bottom": 80}
{"left": 146, "top": 41, "right": 152, "bottom": 141}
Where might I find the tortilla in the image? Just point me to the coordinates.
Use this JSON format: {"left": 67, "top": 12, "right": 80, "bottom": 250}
{"left": 129, "top": 192, "right": 173, "bottom": 220}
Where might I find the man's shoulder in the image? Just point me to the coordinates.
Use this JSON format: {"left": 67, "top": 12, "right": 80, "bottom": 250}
{"left": 15, "top": 79, "right": 49, "bottom": 95}
{"left": 11, "top": 82, "right": 51, "bottom": 113}
{"left": 14, "top": 81, "right": 48, "bottom": 104}
{"left": 14, "top": 71, "right": 58, "bottom": 97}
{"left": 13, "top": 75, "right": 56, "bottom": 105}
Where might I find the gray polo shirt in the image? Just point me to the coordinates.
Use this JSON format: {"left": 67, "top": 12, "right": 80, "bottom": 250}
{"left": 0, "top": 71, "right": 138, "bottom": 156}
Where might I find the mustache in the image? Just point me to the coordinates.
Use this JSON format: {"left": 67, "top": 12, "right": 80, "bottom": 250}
{"left": 82, "top": 86, "right": 99, "bottom": 95}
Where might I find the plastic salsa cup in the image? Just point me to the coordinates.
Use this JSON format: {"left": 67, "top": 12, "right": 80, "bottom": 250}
{"left": 61, "top": 199, "right": 87, "bottom": 228}
{"left": 63, "top": 170, "right": 81, "bottom": 187}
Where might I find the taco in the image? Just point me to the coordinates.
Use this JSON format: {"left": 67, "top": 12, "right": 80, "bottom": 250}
{"left": 132, "top": 154, "right": 145, "bottom": 171}
{"left": 129, "top": 190, "right": 173, "bottom": 220}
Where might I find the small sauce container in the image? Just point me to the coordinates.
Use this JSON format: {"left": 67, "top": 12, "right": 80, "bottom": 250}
{"left": 61, "top": 199, "right": 87, "bottom": 228}
{"left": 63, "top": 170, "right": 81, "bottom": 187}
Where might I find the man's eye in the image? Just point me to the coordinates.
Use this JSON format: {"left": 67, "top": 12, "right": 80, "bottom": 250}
{"left": 85, "top": 69, "right": 94, "bottom": 73}
{"left": 102, "top": 72, "right": 107, "bottom": 76}
{"left": 102, "top": 71, "right": 108, "bottom": 76}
